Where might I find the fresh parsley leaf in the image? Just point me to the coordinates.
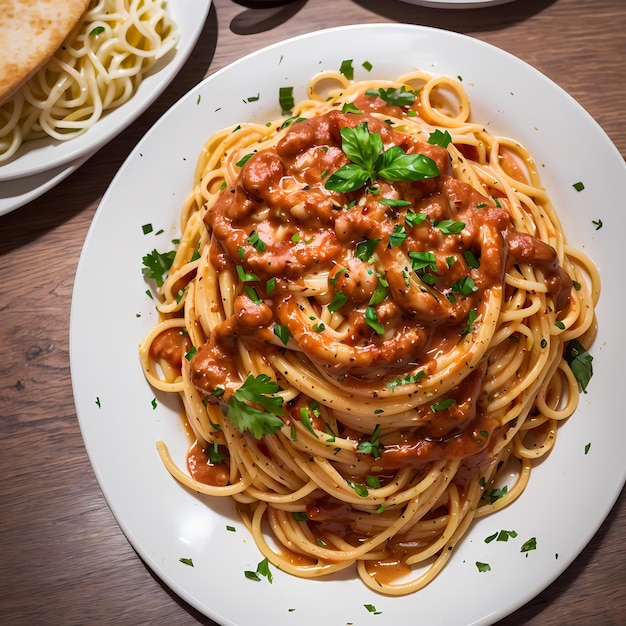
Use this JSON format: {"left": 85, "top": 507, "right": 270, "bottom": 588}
{"left": 428, "top": 128, "right": 452, "bottom": 148}
{"left": 142, "top": 248, "right": 176, "bottom": 287}
{"left": 227, "top": 374, "right": 284, "bottom": 439}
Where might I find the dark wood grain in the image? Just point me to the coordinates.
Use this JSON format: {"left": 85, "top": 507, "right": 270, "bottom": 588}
{"left": 1, "top": 0, "right": 624, "bottom": 624}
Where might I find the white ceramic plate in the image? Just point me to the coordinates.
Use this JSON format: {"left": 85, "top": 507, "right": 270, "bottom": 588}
{"left": 71, "top": 24, "right": 626, "bottom": 626}
{"left": 0, "top": 153, "right": 94, "bottom": 217}
{"left": 398, "top": 0, "right": 516, "bottom": 7}
{"left": 0, "top": 0, "right": 212, "bottom": 182}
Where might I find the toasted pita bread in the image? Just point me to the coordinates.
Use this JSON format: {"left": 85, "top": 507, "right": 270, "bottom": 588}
{"left": 0, "top": 0, "right": 90, "bottom": 104}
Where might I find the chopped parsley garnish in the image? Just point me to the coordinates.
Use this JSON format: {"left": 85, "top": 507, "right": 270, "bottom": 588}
{"left": 428, "top": 128, "right": 452, "bottom": 148}
{"left": 451, "top": 276, "right": 477, "bottom": 296}
{"left": 342, "top": 102, "right": 363, "bottom": 115}
{"left": 386, "top": 370, "right": 426, "bottom": 391}
{"left": 476, "top": 561, "right": 491, "bottom": 573}
{"left": 236, "top": 265, "right": 259, "bottom": 282}
{"left": 247, "top": 230, "right": 267, "bottom": 252}
{"left": 573, "top": 181, "right": 585, "bottom": 191}
{"left": 365, "top": 306, "right": 384, "bottom": 335}
{"left": 389, "top": 223, "right": 407, "bottom": 247}
{"left": 328, "top": 290, "right": 348, "bottom": 312}
{"left": 179, "top": 557, "right": 194, "bottom": 567}
{"left": 89, "top": 26, "right": 105, "bottom": 37}
{"left": 339, "top": 59, "right": 354, "bottom": 80}
{"left": 520, "top": 537, "right": 537, "bottom": 553}
{"left": 236, "top": 152, "right": 254, "bottom": 167}
{"left": 431, "top": 398, "right": 455, "bottom": 412}
{"left": 227, "top": 374, "right": 284, "bottom": 439}
{"left": 356, "top": 424, "right": 383, "bottom": 459}
{"left": 564, "top": 339, "right": 593, "bottom": 393}
{"left": 435, "top": 219, "right": 465, "bottom": 235}
{"left": 141, "top": 248, "right": 176, "bottom": 287}
{"left": 279, "top": 86, "right": 294, "bottom": 115}
{"left": 273, "top": 324, "right": 290, "bottom": 345}
{"left": 365, "top": 85, "right": 416, "bottom": 107}
{"left": 483, "top": 485, "right": 508, "bottom": 504}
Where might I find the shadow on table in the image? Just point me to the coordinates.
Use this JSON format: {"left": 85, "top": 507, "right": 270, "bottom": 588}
{"left": 353, "top": 0, "right": 557, "bottom": 33}
{"left": 229, "top": 0, "right": 309, "bottom": 35}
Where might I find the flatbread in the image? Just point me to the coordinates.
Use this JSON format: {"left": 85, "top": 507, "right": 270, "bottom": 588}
{"left": 0, "top": 0, "right": 90, "bottom": 104}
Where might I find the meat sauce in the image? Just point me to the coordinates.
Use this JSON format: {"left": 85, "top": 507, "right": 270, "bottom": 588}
{"left": 154, "top": 95, "right": 573, "bottom": 481}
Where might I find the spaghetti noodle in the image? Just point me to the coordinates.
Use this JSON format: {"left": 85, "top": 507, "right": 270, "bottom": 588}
{"left": 140, "top": 70, "right": 599, "bottom": 595}
{"left": 0, "top": 0, "right": 178, "bottom": 163}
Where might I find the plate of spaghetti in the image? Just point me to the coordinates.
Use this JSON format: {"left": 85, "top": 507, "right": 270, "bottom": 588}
{"left": 0, "top": 0, "right": 211, "bottom": 181}
{"left": 71, "top": 23, "right": 625, "bottom": 626}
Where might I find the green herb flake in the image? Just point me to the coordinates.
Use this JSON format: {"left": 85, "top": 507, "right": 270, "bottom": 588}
{"left": 179, "top": 557, "right": 194, "bottom": 567}
{"left": 142, "top": 223, "right": 153, "bottom": 235}
{"left": 564, "top": 339, "right": 593, "bottom": 393}
{"left": 357, "top": 424, "right": 382, "bottom": 459}
{"left": 236, "top": 152, "right": 254, "bottom": 167}
{"left": 339, "top": 59, "right": 354, "bottom": 80}
{"left": 483, "top": 485, "right": 508, "bottom": 504}
{"left": 365, "top": 306, "right": 385, "bottom": 335}
{"left": 247, "top": 230, "right": 267, "bottom": 252}
{"left": 476, "top": 561, "right": 491, "bottom": 573}
{"left": 273, "top": 324, "right": 290, "bottom": 345}
{"left": 279, "top": 86, "right": 295, "bottom": 115}
{"left": 141, "top": 248, "right": 176, "bottom": 287}
{"left": 362, "top": 60, "right": 373, "bottom": 71}
{"left": 89, "top": 25, "right": 105, "bottom": 37}
{"left": 584, "top": 442, "right": 591, "bottom": 454}
{"left": 364, "top": 604, "right": 382, "bottom": 615}
{"left": 342, "top": 102, "right": 363, "bottom": 115}
{"left": 365, "top": 85, "right": 416, "bottom": 107}
{"left": 431, "top": 398, "right": 455, "bottom": 412}
{"left": 236, "top": 265, "right": 259, "bottom": 283}
{"left": 573, "top": 181, "right": 585, "bottom": 191}
{"left": 328, "top": 291, "right": 348, "bottom": 312}
{"left": 520, "top": 537, "right": 537, "bottom": 553}
{"left": 428, "top": 128, "right": 452, "bottom": 148}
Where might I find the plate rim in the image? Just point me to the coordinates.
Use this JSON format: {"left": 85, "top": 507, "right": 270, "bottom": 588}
{"left": 71, "top": 22, "right": 626, "bottom": 626}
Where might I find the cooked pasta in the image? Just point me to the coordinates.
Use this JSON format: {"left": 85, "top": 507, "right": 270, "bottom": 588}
{"left": 0, "top": 0, "right": 178, "bottom": 163}
{"left": 140, "top": 70, "right": 599, "bottom": 595}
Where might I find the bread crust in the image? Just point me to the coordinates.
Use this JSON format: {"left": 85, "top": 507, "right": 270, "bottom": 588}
{"left": 0, "top": 0, "right": 90, "bottom": 104}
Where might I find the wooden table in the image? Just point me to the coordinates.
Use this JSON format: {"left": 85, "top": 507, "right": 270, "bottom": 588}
{"left": 1, "top": 0, "right": 624, "bottom": 624}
